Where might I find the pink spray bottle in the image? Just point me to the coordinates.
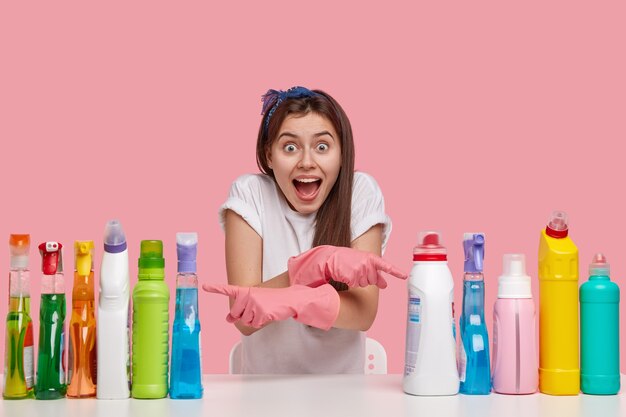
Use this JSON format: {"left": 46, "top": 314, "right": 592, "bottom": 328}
{"left": 492, "top": 254, "right": 538, "bottom": 394}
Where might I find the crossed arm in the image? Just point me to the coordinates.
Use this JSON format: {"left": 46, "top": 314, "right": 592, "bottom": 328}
{"left": 223, "top": 209, "right": 382, "bottom": 336}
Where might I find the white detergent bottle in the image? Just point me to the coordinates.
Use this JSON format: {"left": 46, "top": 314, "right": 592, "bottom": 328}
{"left": 403, "top": 231, "right": 459, "bottom": 396}
{"left": 97, "top": 220, "right": 131, "bottom": 399}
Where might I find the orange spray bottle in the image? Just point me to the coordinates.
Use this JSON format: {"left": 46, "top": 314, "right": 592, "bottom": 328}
{"left": 67, "top": 240, "right": 97, "bottom": 398}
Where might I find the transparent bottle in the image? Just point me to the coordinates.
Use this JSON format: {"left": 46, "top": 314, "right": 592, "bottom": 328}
{"left": 459, "top": 233, "right": 491, "bottom": 394}
{"left": 170, "top": 232, "right": 203, "bottom": 399}
{"left": 67, "top": 240, "right": 97, "bottom": 398}
{"left": 36, "top": 241, "right": 67, "bottom": 400}
{"left": 3, "top": 234, "right": 35, "bottom": 399}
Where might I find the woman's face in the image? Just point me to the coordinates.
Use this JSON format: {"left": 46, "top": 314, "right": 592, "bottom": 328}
{"left": 267, "top": 112, "right": 342, "bottom": 214}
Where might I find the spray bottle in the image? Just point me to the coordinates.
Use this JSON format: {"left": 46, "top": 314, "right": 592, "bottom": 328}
{"left": 36, "top": 241, "right": 67, "bottom": 399}
{"left": 3, "top": 234, "right": 35, "bottom": 399}
{"left": 67, "top": 240, "right": 97, "bottom": 398}
{"left": 170, "top": 232, "right": 203, "bottom": 399}
{"left": 459, "top": 233, "right": 491, "bottom": 394}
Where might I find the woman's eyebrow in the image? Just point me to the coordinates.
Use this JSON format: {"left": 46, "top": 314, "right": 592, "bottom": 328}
{"left": 314, "top": 131, "right": 335, "bottom": 140}
{"left": 277, "top": 131, "right": 299, "bottom": 140}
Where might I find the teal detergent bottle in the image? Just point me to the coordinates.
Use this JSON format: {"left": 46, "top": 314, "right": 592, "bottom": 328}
{"left": 580, "top": 253, "right": 620, "bottom": 395}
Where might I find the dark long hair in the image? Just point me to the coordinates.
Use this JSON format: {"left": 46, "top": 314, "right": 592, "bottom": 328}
{"left": 256, "top": 90, "right": 355, "bottom": 251}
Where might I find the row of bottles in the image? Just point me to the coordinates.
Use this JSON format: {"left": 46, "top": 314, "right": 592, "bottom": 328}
{"left": 2, "top": 222, "right": 203, "bottom": 400}
{"left": 403, "top": 211, "right": 621, "bottom": 396}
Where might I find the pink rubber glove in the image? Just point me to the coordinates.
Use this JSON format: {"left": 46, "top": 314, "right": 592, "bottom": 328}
{"left": 288, "top": 245, "right": 408, "bottom": 289}
{"left": 202, "top": 283, "right": 340, "bottom": 330}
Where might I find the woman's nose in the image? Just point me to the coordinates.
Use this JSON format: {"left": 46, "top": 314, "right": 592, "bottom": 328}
{"left": 297, "top": 149, "right": 316, "bottom": 169}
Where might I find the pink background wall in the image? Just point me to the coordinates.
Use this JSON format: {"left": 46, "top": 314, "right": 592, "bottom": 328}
{"left": 1, "top": 2, "right": 625, "bottom": 375}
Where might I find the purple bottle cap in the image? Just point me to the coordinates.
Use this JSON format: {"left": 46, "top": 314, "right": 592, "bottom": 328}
{"left": 177, "top": 232, "right": 198, "bottom": 273}
{"left": 104, "top": 220, "right": 127, "bottom": 253}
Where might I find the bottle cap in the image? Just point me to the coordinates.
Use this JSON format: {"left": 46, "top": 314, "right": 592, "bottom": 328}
{"left": 546, "top": 210, "right": 569, "bottom": 238}
{"left": 413, "top": 231, "right": 447, "bottom": 261}
{"left": 497, "top": 254, "right": 532, "bottom": 298}
{"left": 463, "top": 233, "right": 485, "bottom": 273}
{"left": 103, "top": 220, "right": 127, "bottom": 253}
{"left": 177, "top": 232, "right": 198, "bottom": 273}
{"left": 589, "top": 253, "right": 610, "bottom": 276}
{"left": 138, "top": 240, "right": 165, "bottom": 269}
{"left": 9, "top": 234, "right": 30, "bottom": 269}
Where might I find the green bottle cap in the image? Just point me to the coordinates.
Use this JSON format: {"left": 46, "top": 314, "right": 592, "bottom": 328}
{"left": 138, "top": 240, "right": 165, "bottom": 269}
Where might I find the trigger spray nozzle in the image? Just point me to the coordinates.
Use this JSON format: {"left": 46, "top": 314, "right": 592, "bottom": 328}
{"left": 463, "top": 233, "right": 485, "bottom": 273}
{"left": 39, "top": 242, "right": 63, "bottom": 276}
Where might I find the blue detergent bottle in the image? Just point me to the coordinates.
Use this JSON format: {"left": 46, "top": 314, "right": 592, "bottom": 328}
{"left": 169, "top": 233, "right": 203, "bottom": 399}
{"left": 580, "top": 253, "right": 620, "bottom": 395}
{"left": 459, "top": 233, "right": 491, "bottom": 394}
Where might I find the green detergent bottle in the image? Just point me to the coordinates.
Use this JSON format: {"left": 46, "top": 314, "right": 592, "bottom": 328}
{"left": 580, "top": 253, "right": 620, "bottom": 395}
{"left": 132, "top": 240, "right": 170, "bottom": 399}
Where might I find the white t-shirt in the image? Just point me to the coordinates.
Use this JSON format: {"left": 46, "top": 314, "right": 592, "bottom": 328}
{"left": 219, "top": 171, "right": 392, "bottom": 373}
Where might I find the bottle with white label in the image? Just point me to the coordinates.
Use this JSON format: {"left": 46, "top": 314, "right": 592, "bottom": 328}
{"left": 97, "top": 220, "right": 131, "bottom": 399}
{"left": 403, "top": 231, "right": 459, "bottom": 396}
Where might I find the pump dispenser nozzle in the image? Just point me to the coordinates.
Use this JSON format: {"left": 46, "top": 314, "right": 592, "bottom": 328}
{"left": 498, "top": 254, "right": 532, "bottom": 298}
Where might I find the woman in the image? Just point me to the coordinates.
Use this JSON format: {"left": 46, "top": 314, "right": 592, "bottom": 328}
{"left": 204, "top": 87, "right": 406, "bottom": 373}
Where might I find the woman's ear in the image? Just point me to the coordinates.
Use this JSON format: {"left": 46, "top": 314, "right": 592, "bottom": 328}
{"left": 266, "top": 149, "right": 273, "bottom": 170}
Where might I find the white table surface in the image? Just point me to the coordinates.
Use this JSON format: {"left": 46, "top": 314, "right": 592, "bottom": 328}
{"left": 1, "top": 374, "right": 625, "bottom": 417}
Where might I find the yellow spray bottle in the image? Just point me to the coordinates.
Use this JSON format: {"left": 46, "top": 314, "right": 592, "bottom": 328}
{"left": 538, "top": 210, "right": 579, "bottom": 395}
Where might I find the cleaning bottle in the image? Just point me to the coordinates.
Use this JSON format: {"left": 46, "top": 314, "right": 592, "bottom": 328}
{"left": 36, "top": 241, "right": 67, "bottom": 399}
{"left": 538, "top": 210, "right": 579, "bottom": 395}
{"left": 132, "top": 240, "right": 170, "bottom": 399}
{"left": 492, "top": 254, "right": 538, "bottom": 394}
{"left": 403, "top": 231, "right": 459, "bottom": 396}
{"left": 3, "top": 234, "right": 35, "bottom": 399}
{"left": 67, "top": 240, "right": 97, "bottom": 398}
{"left": 97, "top": 220, "right": 131, "bottom": 399}
{"left": 170, "top": 232, "right": 203, "bottom": 399}
{"left": 459, "top": 233, "right": 491, "bottom": 394}
{"left": 580, "top": 253, "right": 620, "bottom": 395}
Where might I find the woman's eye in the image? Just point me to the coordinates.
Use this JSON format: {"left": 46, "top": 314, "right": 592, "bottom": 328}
{"left": 284, "top": 144, "right": 297, "bottom": 152}
{"left": 316, "top": 143, "right": 329, "bottom": 152}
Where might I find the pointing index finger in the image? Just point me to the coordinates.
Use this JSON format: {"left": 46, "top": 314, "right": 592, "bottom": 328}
{"left": 373, "top": 257, "right": 408, "bottom": 280}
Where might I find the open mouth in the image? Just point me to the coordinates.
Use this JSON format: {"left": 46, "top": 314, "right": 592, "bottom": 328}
{"left": 292, "top": 178, "right": 322, "bottom": 201}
